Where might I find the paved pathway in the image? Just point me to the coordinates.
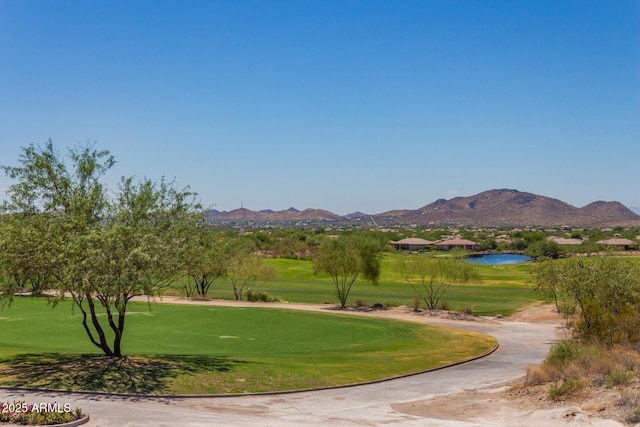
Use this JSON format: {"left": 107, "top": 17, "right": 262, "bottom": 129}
{"left": 0, "top": 304, "right": 560, "bottom": 426}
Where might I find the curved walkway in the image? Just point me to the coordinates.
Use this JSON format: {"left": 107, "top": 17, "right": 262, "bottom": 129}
{"left": 0, "top": 301, "right": 561, "bottom": 426}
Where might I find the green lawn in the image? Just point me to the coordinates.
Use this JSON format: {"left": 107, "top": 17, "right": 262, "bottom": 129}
{"left": 184, "top": 254, "right": 541, "bottom": 316}
{"left": 0, "top": 297, "right": 496, "bottom": 394}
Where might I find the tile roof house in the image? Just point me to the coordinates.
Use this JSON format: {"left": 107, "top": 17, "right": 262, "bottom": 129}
{"left": 596, "top": 238, "right": 638, "bottom": 250}
{"left": 547, "top": 236, "right": 583, "bottom": 245}
{"left": 390, "top": 238, "right": 435, "bottom": 251}
{"left": 434, "top": 238, "right": 478, "bottom": 251}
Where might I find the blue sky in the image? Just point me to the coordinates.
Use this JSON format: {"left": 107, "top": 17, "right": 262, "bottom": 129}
{"left": 1, "top": 0, "right": 638, "bottom": 215}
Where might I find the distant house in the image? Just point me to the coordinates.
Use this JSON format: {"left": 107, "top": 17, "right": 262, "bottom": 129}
{"left": 596, "top": 238, "right": 638, "bottom": 251}
{"left": 390, "top": 238, "right": 435, "bottom": 251}
{"left": 547, "top": 236, "right": 583, "bottom": 245}
{"left": 435, "top": 238, "right": 478, "bottom": 251}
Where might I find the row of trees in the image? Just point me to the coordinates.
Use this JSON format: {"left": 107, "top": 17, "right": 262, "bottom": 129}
{"left": 180, "top": 228, "right": 274, "bottom": 301}
{"left": 0, "top": 142, "right": 400, "bottom": 357}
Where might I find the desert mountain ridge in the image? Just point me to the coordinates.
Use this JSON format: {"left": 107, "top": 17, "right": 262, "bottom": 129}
{"left": 206, "top": 189, "right": 640, "bottom": 227}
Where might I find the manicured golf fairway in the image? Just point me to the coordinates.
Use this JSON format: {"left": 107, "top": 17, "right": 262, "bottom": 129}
{"left": 193, "top": 256, "right": 541, "bottom": 316}
{"left": 0, "top": 297, "right": 496, "bottom": 394}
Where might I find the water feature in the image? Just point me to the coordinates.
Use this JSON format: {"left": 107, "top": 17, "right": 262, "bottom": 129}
{"left": 465, "top": 253, "right": 532, "bottom": 265}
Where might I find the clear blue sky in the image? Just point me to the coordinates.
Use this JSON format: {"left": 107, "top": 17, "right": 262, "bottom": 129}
{"left": 1, "top": 0, "right": 638, "bottom": 215}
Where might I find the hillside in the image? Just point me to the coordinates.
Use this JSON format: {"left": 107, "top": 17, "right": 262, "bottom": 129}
{"left": 206, "top": 189, "right": 640, "bottom": 227}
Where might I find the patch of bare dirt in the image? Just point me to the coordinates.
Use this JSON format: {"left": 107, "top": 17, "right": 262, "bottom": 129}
{"left": 506, "top": 301, "right": 564, "bottom": 323}
{"left": 392, "top": 303, "right": 639, "bottom": 427}
{"left": 394, "top": 378, "right": 638, "bottom": 427}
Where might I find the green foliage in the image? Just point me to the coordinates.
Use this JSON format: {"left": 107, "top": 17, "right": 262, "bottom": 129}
{"left": 605, "top": 369, "right": 635, "bottom": 388}
{"left": 548, "top": 378, "right": 587, "bottom": 401}
{"left": 525, "top": 239, "right": 560, "bottom": 259}
{"left": 532, "top": 257, "right": 640, "bottom": 345}
{"left": 0, "top": 142, "right": 202, "bottom": 357}
{"left": 226, "top": 246, "right": 276, "bottom": 300}
{"left": 397, "top": 255, "right": 481, "bottom": 310}
{"left": 244, "top": 289, "right": 283, "bottom": 302}
{"left": 182, "top": 229, "right": 234, "bottom": 299}
{"left": 546, "top": 341, "right": 594, "bottom": 367}
{"left": 478, "top": 238, "right": 498, "bottom": 251}
{"left": 313, "top": 234, "right": 381, "bottom": 308}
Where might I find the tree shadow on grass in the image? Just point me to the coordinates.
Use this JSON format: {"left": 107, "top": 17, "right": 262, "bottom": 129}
{"left": 0, "top": 353, "right": 247, "bottom": 395}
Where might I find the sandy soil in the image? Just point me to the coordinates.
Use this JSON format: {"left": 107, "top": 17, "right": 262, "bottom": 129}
{"left": 393, "top": 303, "right": 636, "bottom": 427}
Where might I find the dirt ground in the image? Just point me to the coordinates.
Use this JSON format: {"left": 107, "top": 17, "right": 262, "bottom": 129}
{"left": 393, "top": 303, "right": 639, "bottom": 427}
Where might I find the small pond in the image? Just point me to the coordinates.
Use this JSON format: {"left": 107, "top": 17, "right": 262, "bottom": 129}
{"left": 465, "top": 253, "right": 532, "bottom": 265}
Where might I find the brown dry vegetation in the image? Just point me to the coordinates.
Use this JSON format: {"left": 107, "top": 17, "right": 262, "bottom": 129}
{"left": 519, "top": 342, "right": 640, "bottom": 425}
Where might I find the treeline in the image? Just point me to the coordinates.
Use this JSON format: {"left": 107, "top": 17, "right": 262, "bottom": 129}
{"left": 229, "top": 226, "right": 639, "bottom": 260}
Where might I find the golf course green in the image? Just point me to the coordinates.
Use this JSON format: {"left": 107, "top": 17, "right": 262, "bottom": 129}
{"left": 0, "top": 297, "right": 496, "bottom": 394}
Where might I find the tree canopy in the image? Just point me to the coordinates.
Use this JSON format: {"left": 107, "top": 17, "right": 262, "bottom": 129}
{"left": 397, "top": 255, "right": 481, "bottom": 310}
{"left": 0, "top": 141, "right": 202, "bottom": 357}
{"left": 313, "top": 234, "right": 381, "bottom": 308}
{"left": 532, "top": 256, "right": 640, "bottom": 345}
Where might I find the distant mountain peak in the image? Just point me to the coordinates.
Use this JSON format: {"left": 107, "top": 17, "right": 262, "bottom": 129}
{"left": 345, "top": 211, "right": 368, "bottom": 218}
{"left": 205, "top": 189, "right": 640, "bottom": 227}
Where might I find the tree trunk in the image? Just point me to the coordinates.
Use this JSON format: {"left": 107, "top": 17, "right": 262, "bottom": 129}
{"left": 113, "top": 311, "right": 126, "bottom": 357}
{"left": 84, "top": 295, "right": 115, "bottom": 357}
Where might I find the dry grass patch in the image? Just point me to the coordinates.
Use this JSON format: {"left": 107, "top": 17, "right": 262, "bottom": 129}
{"left": 517, "top": 341, "right": 640, "bottom": 424}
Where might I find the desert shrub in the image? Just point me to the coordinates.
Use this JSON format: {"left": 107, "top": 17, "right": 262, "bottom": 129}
{"left": 546, "top": 340, "right": 590, "bottom": 367}
{"left": 628, "top": 405, "right": 640, "bottom": 424}
{"left": 355, "top": 299, "right": 370, "bottom": 308}
{"left": 439, "top": 301, "right": 450, "bottom": 311}
{"left": 605, "top": 369, "right": 635, "bottom": 388}
{"left": 532, "top": 257, "right": 640, "bottom": 346}
{"left": 412, "top": 298, "right": 421, "bottom": 312}
{"left": 524, "top": 365, "right": 552, "bottom": 386}
{"left": 548, "top": 378, "right": 587, "bottom": 401}
{"left": 245, "top": 290, "right": 283, "bottom": 303}
{"left": 164, "top": 289, "right": 180, "bottom": 297}
{"left": 461, "top": 306, "right": 473, "bottom": 315}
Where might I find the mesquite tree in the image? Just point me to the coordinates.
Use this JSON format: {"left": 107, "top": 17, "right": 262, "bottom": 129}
{"left": 1, "top": 141, "right": 201, "bottom": 357}
{"left": 398, "top": 255, "right": 480, "bottom": 310}
{"left": 313, "top": 235, "right": 381, "bottom": 308}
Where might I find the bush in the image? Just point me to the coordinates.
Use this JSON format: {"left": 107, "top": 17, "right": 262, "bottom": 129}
{"left": 628, "top": 405, "right": 640, "bottom": 424}
{"left": 546, "top": 341, "right": 591, "bottom": 367}
{"left": 439, "top": 301, "right": 450, "bottom": 311}
{"left": 523, "top": 365, "right": 551, "bottom": 386}
{"left": 245, "top": 290, "right": 283, "bottom": 303}
{"left": 548, "top": 378, "right": 587, "bottom": 401}
{"left": 355, "top": 299, "right": 370, "bottom": 308}
{"left": 606, "top": 369, "right": 635, "bottom": 388}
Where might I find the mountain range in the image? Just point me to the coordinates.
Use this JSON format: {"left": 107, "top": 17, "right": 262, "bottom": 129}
{"left": 206, "top": 189, "right": 640, "bottom": 227}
